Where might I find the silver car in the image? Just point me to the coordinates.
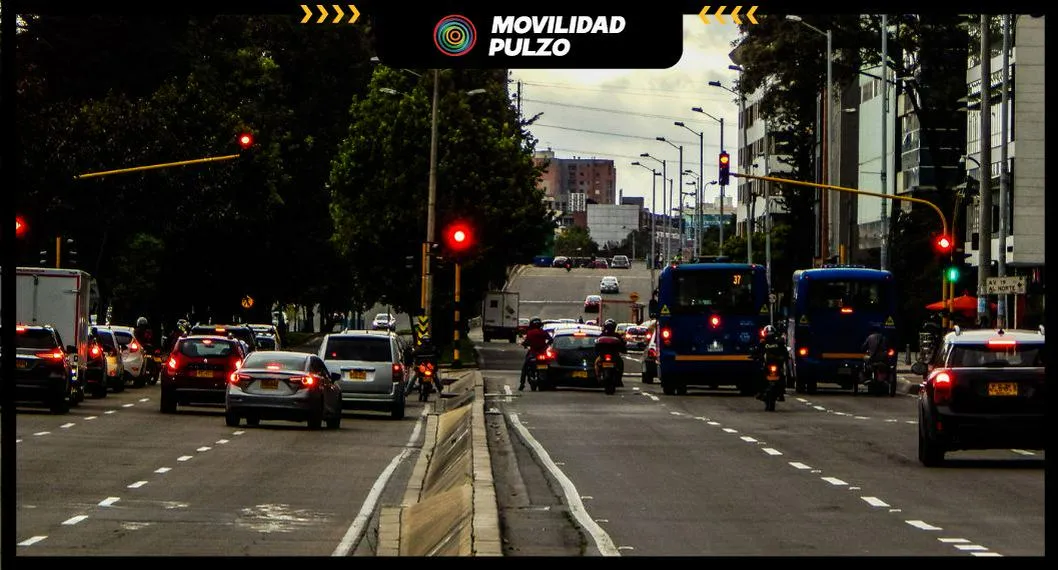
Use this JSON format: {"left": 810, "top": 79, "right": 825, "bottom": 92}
{"left": 318, "top": 330, "right": 410, "bottom": 419}
{"left": 225, "top": 351, "right": 342, "bottom": 429}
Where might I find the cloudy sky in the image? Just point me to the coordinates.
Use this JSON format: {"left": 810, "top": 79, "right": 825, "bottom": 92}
{"left": 511, "top": 16, "right": 744, "bottom": 213}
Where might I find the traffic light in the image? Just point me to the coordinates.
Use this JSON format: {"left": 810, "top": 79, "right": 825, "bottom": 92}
{"left": 718, "top": 152, "right": 730, "bottom": 186}
{"left": 933, "top": 234, "right": 953, "bottom": 254}
{"left": 237, "top": 132, "right": 254, "bottom": 150}
{"left": 16, "top": 216, "right": 27, "bottom": 237}
{"left": 443, "top": 221, "right": 474, "bottom": 259}
{"left": 945, "top": 265, "right": 961, "bottom": 283}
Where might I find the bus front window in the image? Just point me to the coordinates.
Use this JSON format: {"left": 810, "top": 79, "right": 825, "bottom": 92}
{"left": 807, "top": 280, "right": 887, "bottom": 311}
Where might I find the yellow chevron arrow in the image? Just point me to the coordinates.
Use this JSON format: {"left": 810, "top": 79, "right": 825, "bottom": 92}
{"left": 316, "top": 4, "right": 329, "bottom": 24}
{"left": 348, "top": 5, "right": 360, "bottom": 24}
{"left": 746, "top": 6, "right": 758, "bottom": 24}
{"left": 699, "top": 5, "right": 711, "bottom": 25}
{"left": 332, "top": 5, "right": 344, "bottom": 23}
{"left": 731, "top": 6, "right": 742, "bottom": 25}
{"left": 715, "top": 6, "right": 728, "bottom": 25}
{"left": 300, "top": 4, "right": 312, "bottom": 24}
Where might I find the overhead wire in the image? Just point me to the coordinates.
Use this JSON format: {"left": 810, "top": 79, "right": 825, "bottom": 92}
{"left": 519, "top": 97, "right": 735, "bottom": 124}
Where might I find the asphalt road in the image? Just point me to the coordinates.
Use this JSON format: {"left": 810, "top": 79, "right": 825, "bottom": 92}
{"left": 12, "top": 369, "right": 430, "bottom": 556}
{"left": 481, "top": 263, "right": 1046, "bottom": 557}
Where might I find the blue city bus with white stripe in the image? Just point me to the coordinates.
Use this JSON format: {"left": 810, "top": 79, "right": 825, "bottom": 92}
{"left": 654, "top": 260, "right": 770, "bottom": 396}
{"left": 786, "top": 266, "right": 899, "bottom": 394}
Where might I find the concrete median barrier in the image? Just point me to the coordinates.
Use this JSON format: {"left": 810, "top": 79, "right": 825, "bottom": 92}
{"left": 377, "top": 369, "right": 501, "bottom": 556}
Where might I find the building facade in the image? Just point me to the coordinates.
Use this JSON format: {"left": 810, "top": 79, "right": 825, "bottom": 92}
{"left": 735, "top": 87, "right": 793, "bottom": 243}
{"left": 532, "top": 150, "right": 618, "bottom": 228}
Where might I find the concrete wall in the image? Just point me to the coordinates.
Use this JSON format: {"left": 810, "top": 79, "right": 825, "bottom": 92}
{"left": 1011, "top": 15, "right": 1045, "bottom": 265}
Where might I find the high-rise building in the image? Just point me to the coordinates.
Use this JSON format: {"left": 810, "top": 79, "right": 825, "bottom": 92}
{"left": 533, "top": 150, "right": 617, "bottom": 227}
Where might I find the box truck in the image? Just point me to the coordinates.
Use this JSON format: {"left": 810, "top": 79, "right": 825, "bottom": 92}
{"left": 481, "top": 290, "right": 519, "bottom": 343}
{"left": 15, "top": 267, "right": 96, "bottom": 392}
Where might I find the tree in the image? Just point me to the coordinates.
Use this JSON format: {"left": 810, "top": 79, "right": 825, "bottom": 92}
{"left": 553, "top": 225, "right": 597, "bottom": 257}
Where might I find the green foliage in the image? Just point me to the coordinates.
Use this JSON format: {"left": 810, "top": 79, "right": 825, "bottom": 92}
{"left": 554, "top": 225, "right": 598, "bottom": 257}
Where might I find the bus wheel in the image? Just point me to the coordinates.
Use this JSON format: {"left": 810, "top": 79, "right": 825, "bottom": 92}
{"left": 662, "top": 382, "right": 676, "bottom": 396}
{"left": 676, "top": 384, "right": 688, "bottom": 395}
{"left": 806, "top": 380, "right": 818, "bottom": 395}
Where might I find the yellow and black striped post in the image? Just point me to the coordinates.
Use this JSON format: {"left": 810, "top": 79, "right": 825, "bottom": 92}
{"left": 452, "top": 261, "right": 463, "bottom": 368}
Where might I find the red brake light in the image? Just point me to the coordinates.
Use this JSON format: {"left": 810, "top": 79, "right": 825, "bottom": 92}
{"left": 709, "top": 315, "right": 720, "bottom": 328}
{"left": 987, "top": 339, "right": 1017, "bottom": 348}
{"left": 129, "top": 341, "right": 140, "bottom": 352}
{"left": 886, "top": 348, "right": 895, "bottom": 357}
{"left": 840, "top": 307, "right": 853, "bottom": 314}
{"left": 91, "top": 345, "right": 101, "bottom": 357}
{"left": 16, "top": 326, "right": 27, "bottom": 333}
{"left": 215, "top": 327, "right": 225, "bottom": 333}
{"left": 202, "top": 339, "right": 213, "bottom": 345}
{"left": 37, "top": 350, "right": 65, "bottom": 360}
{"left": 798, "top": 347, "right": 808, "bottom": 357}
{"left": 573, "top": 331, "right": 586, "bottom": 337}
{"left": 647, "top": 347, "right": 657, "bottom": 359}
{"left": 603, "top": 353, "right": 612, "bottom": 362}
{"left": 769, "top": 364, "right": 778, "bottom": 373}
{"left": 266, "top": 363, "right": 282, "bottom": 370}
{"left": 301, "top": 375, "right": 317, "bottom": 387}
{"left": 168, "top": 356, "right": 179, "bottom": 370}
{"left": 932, "top": 370, "right": 953, "bottom": 405}
{"left": 392, "top": 363, "right": 404, "bottom": 382}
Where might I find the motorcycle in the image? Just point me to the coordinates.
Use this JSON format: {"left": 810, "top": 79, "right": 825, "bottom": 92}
{"left": 761, "top": 360, "right": 786, "bottom": 411}
{"left": 597, "top": 353, "right": 619, "bottom": 395}
{"left": 413, "top": 356, "right": 440, "bottom": 402}
{"left": 524, "top": 349, "right": 549, "bottom": 391}
{"left": 859, "top": 360, "right": 896, "bottom": 397}
{"left": 146, "top": 347, "right": 164, "bottom": 386}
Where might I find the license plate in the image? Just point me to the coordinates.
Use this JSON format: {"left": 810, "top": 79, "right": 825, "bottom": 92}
{"left": 347, "top": 370, "right": 367, "bottom": 381}
{"left": 195, "top": 370, "right": 215, "bottom": 378}
{"left": 988, "top": 382, "right": 1018, "bottom": 396}
{"left": 572, "top": 370, "right": 588, "bottom": 378}
{"left": 600, "top": 362, "right": 615, "bottom": 368}
{"left": 260, "top": 378, "right": 278, "bottom": 390}
{"left": 536, "top": 364, "right": 549, "bottom": 370}
{"left": 16, "top": 360, "right": 29, "bottom": 369}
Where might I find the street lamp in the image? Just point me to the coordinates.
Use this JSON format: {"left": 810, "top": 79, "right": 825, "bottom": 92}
{"left": 691, "top": 106, "right": 727, "bottom": 250}
{"left": 631, "top": 160, "right": 661, "bottom": 283}
{"left": 640, "top": 153, "right": 667, "bottom": 261}
{"left": 786, "top": 15, "right": 833, "bottom": 263}
{"left": 656, "top": 137, "right": 684, "bottom": 260}
{"left": 709, "top": 78, "right": 751, "bottom": 262}
{"left": 675, "top": 122, "right": 705, "bottom": 259}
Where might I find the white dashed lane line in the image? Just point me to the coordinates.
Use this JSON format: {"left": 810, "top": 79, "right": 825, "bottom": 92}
{"left": 34, "top": 431, "right": 50, "bottom": 436}
{"left": 99, "top": 497, "right": 121, "bottom": 507}
{"left": 127, "top": 481, "right": 148, "bottom": 489}
{"left": 177, "top": 455, "right": 193, "bottom": 462}
{"left": 60, "top": 423, "right": 75, "bottom": 429}
{"left": 61, "top": 515, "right": 88, "bottom": 526}
{"left": 121, "top": 403, "right": 135, "bottom": 408}
{"left": 18, "top": 536, "right": 47, "bottom": 547}
{"left": 155, "top": 467, "right": 172, "bottom": 474}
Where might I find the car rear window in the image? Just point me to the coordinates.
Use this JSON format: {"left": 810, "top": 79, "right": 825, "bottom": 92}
{"left": 553, "top": 333, "right": 600, "bottom": 350}
{"left": 324, "top": 337, "right": 393, "bottom": 362}
{"left": 112, "top": 330, "right": 134, "bottom": 346}
{"left": 16, "top": 329, "right": 59, "bottom": 350}
{"left": 255, "top": 336, "right": 277, "bottom": 350}
{"left": 179, "top": 338, "right": 237, "bottom": 358}
{"left": 948, "top": 343, "right": 1045, "bottom": 367}
{"left": 627, "top": 327, "right": 648, "bottom": 335}
{"left": 94, "top": 330, "right": 118, "bottom": 350}
{"left": 243, "top": 352, "right": 305, "bottom": 370}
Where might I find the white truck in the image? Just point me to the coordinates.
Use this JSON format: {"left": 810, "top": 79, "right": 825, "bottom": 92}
{"left": 15, "top": 267, "right": 96, "bottom": 388}
{"left": 481, "top": 290, "right": 519, "bottom": 343}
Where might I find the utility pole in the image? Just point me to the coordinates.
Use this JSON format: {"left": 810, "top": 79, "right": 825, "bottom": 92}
{"left": 423, "top": 69, "right": 440, "bottom": 322}
{"left": 977, "top": 15, "right": 993, "bottom": 327}
{"left": 516, "top": 80, "right": 522, "bottom": 120}
{"left": 719, "top": 117, "right": 726, "bottom": 250}
{"left": 997, "top": 14, "right": 1011, "bottom": 328}
{"left": 880, "top": 14, "right": 890, "bottom": 271}
{"left": 741, "top": 94, "right": 751, "bottom": 264}
{"left": 764, "top": 118, "right": 772, "bottom": 290}
{"left": 661, "top": 160, "right": 668, "bottom": 261}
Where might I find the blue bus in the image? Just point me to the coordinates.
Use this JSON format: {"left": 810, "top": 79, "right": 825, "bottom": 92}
{"left": 786, "top": 266, "right": 898, "bottom": 394}
{"left": 654, "top": 261, "right": 770, "bottom": 396}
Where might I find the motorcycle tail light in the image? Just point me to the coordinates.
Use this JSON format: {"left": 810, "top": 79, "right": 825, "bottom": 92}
{"left": 603, "top": 353, "right": 612, "bottom": 362}
{"left": 887, "top": 348, "right": 895, "bottom": 357}
{"left": 798, "top": 347, "right": 808, "bottom": 357}
{"left": 769, "top": 364, "right": 778, "bottom": 374}
{"left": 932, "top": 370, "right": 953, "bottom": 405}
{"left": 709, "top": 315, "right": 721, "bottom": 328}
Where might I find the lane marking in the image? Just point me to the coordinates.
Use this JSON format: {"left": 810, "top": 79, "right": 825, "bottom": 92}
{"left": 104, "top": 410, "right": 116, "bottom": 414}
{"left": 669, "top": 411, "right": 684, "bottom": 417}
{"left": 694, "top": 416, "right": 709, "bottom": 421}
{"left": 706, "top": 421, "right": 720, "bottom": 426}
{"left": 18, "top": 536, "right": 47, "bottom": 546}
{"left": 216, "top": 439, "right": 230, "bottom": 445}
{"left": 16, "top": 439, "right": 22, "bottom": 443}
{"left": 99, "top": 497, "right": 120, "bottom": 507}
{"left": 62, "top": 515, "right": 88, "bottom": 525}
{"left": 721, "top": 428, "right": 738, "bottom": 433}
{"left": 1010, "top": 449, "right": 1035, "bottom": 456}
{"left": 232, "top": 430, "right": 246, "bottom": 436}
{"left": 505, "top": 412, "right": 621, "bottom": 557}
{"left": 862, "top": 497, "right": 889, "bottom": 507}
{"left": 954, "top": 544, "right": 989, "bottom": 551}
{"left": 970, "top": 552, "right": 1003, "bottom": 557}
{"left": 939, "top": 537, "right": 969, "bottom": 543}
{"left": 854, "top": 415, "right": 870, "bottom": 420}
{"left": 196, "top": 446, "right": 212, "bottom": 452}
{"left": 789, "top": 462, "right": 812, "bottom": 470}
{"left": 60, "top": 423, "right": 75, "bottom": 429}
{"left": 821, "top": 477, "right": 847, "bottom": 486}
{"left": 85, "top": 416, "right": 97, "bottom": 420}
{"left": 127, "top": 481, "right": 148, "bottom": 489}
{"left": 762, "top": 448, "right": 782, "bottom": 456}
{"left": 813, "top": 405, "right": 826, "bottom": 411}
{"left": 740, "top": 436, "right": 758, "bottom": 443}
{"left": 906, "top": 520, "right": 943, "bottom": 531}
{"left": 33, "top": 431, "right": 50, "bottom": 436}
{"left": 122, "top": 403, "right": 135, "bottom": 408}
{"left": 332, "top": 406, "right": 428, "bottom": 556}
{"left": 177, "top": 455, "right": 193, "bottom": 462}
{"left": 154, "top": 467, "right": 172, "bottom": 474}
{"left": 138, "top": 398, "right": 150, "bottom": 402}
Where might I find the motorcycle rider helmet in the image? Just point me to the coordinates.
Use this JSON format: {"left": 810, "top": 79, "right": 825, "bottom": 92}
{"left": 136, "top": 316, "right": 148, "bottom": 328}
{"left": 602, "top": 319, "right": 617, "bottom": 335}
{"left": 762, "top": 325, "right": 777, "bottom": 339}
{"left": 529, "top": 317, "right": 543, "bottom": 329}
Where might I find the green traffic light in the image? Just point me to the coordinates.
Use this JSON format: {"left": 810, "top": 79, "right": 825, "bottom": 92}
{"left": 945, "top": 266, "right": 960, "bottom": 282}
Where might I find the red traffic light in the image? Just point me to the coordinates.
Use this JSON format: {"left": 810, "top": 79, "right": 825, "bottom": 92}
{"left": 16, "top": 216, "right": 27, "bottom": 237}
{"left": 935, "top": 235, "right": 953, "bottom": 253}
{"left": 444, "top": 222, "right": 473, "bottom": 253}
{"left": 238, "top": 133, "right": 254, "bottom": 149}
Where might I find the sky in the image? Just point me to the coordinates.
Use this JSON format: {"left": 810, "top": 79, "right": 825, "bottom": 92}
{"left": 510, "top": 16, "right": 744, "bottom": 213}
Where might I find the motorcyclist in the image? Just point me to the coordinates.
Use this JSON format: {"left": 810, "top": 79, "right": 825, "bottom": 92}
{"left": 519, "top": 318, "right": 553, "bottom": 391}
{"left": 163, "top": 319, "right": 190, "bottom": 355}
{"left": 861, "top": 326, "right": 891, "bottom": 385}
{"left": 134, "top": 317, "right": 155, "bottom": 351}
{"left": 753, "top": 325, "right": 788, "bottom": 401}
{"left": 593, "top": 319, "right": 627, "bottom": 386}
{"left": 414, "top": 334, "right": 441, "bottom": 394}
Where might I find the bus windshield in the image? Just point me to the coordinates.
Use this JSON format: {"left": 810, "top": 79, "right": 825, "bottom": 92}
{"left": 806, "top": 279, "right": 889, "bottom": 311}
{"left": 670, "top": 270, "right": 756, "bottom": 315}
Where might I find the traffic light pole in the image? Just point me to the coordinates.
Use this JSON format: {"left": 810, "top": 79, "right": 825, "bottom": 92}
{"left": 732, "top": 172, "right": 952, "bottom": 325}
{"left": 73, "top": 154, "right": 242, "bottom": 179}
{"left": 423, "top": 69, "right": 441, "bottom": 324}
{"left": 452, "top": 261, "right": 462, "bottom": 368}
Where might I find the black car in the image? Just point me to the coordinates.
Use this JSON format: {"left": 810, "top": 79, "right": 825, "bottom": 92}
{"left": 190, "top": 324, "right": 258, "bottom": 353}
{"left": 914, "top": 327, "right": 1046, "bottom": 466}
{"left": 13, "top": 324, "right": 75, "bottom": 413}
{"left": 536, "top": 326, "right": 604, "bottom": 390}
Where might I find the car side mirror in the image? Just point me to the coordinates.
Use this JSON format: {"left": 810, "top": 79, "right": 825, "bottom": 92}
{"left": 330, "top": 372, "right": 341, "bottom": 382}
{"left": 910, "top": 361, "right": 928, "bottom": 376}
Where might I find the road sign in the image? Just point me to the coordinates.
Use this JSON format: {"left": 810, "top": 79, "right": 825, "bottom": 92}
{"left": 985, "top": 276, "right": 1026, "bottom": 295}
{"left": 414, "top": 315, "right": 431, "bottom": 345}
{"left": 241, "top": 295, "right": 254, "bottom": 309}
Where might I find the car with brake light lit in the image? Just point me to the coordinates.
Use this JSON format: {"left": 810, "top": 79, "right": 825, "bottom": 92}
{"left": 318, "top": 330, "right": 410, "bottom": 419}
{"left": 11, "top": 324, "right": 75, "bottom": 414}
{"left": 583, "top": 294, "right": 602, "bottom": 312}
{"left": 533, "top": 326, "right": 604, "bottom": 390}
{"left": 913, "top": 326, "right": 1046, "bottom": 467}
{"left": 225, "top": 351, "right": 342, "bottom": 429}
{"left": 624, "top": 325, "right": 649, "bottom": 351}
{"left": 190, "top": 324, "right": 258, "bottom": 353}
{"left": 161, "top": 336, "right": 247, "bottom": 413}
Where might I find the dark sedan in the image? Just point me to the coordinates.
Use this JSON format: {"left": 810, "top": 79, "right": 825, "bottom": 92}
{"left": 536, "top": 327, "right": 604, "bottom": 390}
{"left": 225, "top": 351, "right": 342, "bottom": 429}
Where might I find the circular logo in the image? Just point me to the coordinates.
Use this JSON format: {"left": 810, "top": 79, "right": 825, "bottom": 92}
{"left": 434, "top": 15, "right": 476, "bottom": 57}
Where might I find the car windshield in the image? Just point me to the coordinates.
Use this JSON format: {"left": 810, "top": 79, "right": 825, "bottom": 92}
{"left": 324, "top": 336, "right": 392, "bottom": 362}
{"left": 179, "top": 338, "right": 237, "bottom": 358}
{"left": 243, "top": 352, "right": 306, "bottom": 370}
{"left": 17, "top": 329, "right": 59, "bottom": 350}
{"left": 553, "top": 333, "right": 600, "bottom": 350}
{"left": 948, "top": 343, "right": 1044, "bottom": 367}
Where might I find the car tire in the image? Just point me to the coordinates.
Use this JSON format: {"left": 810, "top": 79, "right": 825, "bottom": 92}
{"left": 918, "top": 417, "right": 946, "bottom": 467}
{"left": 50, "top": 393, "right": 71, "bottom": 414}
{"left": 132, "top": 373, "right": 146, "bottom": 388}
{"left": 641, "top": 370, "right": 653, "bottom": 384}
{"left": 246, "top": 415, "right": 260, "bottom": 426}
{"left": 307, "top": 407, "right": 324, "bottom": 430}
{"left": 160, "top": 389, "right": 177, "bottom": 413}
{"left": 390, "top": 397, "right": 405, "bottom": 420}
{"left": 110, "top": 376, "right": 126, "bottom": 393}
{"left": 326, "top": 412, "right": 342, "bottom": 429}
{"left": 92, "top": 383, "right": 108, "bottom": 398}
{"left": 225, "top": 412, "right": 240, "bottom": 427}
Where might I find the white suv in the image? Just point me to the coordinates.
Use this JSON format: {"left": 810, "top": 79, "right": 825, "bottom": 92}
{"left": 610, "top": 255, "right": 631, "bottom": 269}
{"left": 102, "top": 325, "right": 149, "bottom": 388}
{"left": 318, "top": 330, "right": 410, "bottom": 419}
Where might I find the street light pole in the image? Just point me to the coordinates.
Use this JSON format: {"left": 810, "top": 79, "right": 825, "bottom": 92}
{"left": 657, "top": 137, "right": 684, "bottom": 259}
{"left": 692, "top": 107, "right": 726, "bottom": 250}
{"left": 675, "top": 122, "right": 705, "bottom": 259}
{"left": 977, "top": 14, "right": 993, "bottom": 327}
{"left": 997, "top": 14, "right": 1011, "bottom": 328}
{"left": 423, "top": 69, "right": 440, "bottom": 322}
